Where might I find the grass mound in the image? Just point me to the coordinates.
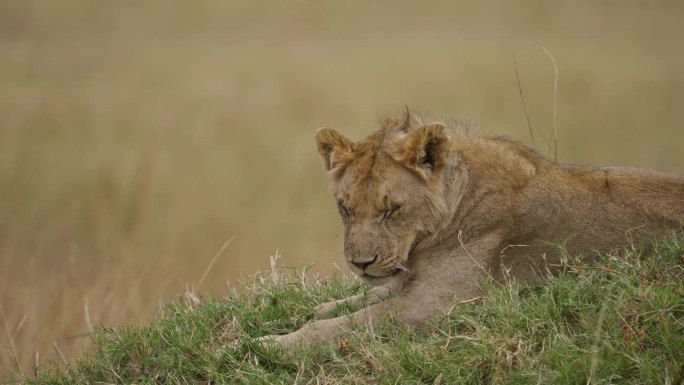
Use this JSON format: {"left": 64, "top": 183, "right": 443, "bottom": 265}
{"left": 27, "top": 235, "right": 683, "bottom": 384}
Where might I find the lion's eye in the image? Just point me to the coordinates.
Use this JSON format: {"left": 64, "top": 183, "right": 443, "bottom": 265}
{"left": 382, "top": 204, "right": 401, "bottom": 220}
{"left": 337, "top": 201, "right": 353, "bottom": 218}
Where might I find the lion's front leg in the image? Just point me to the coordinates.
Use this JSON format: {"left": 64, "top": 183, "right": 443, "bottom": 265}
{"left": 313, "top": 293, "right": 365, "bottom": 318}
{"left": 257, "top": 301, "right": 388, "bottom": 349}
{"left": 314, "top": 283, "right": 397, "bottom": 318}
{"left": 256, "top": 316, "right": 350, "bottom": 348}
{"left": 256, "top": 286, "right": 452, "bottom": 350}
{"left": 314, "top": 272, "right": 408, "bottom": 319}
{"left": 257, "top": 279, "right": 404, "bottom": 348}
{"left": 254, "top": 241, "right": 495, "bottom": 350}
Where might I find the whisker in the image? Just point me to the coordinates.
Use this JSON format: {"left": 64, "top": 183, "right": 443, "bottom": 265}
{"left": 394, "top": 260, "right": 409, "bottom": 272}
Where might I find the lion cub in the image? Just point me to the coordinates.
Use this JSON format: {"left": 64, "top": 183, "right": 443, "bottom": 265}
{"left": 261, "top": 110, "right": 684, "bottom": 348}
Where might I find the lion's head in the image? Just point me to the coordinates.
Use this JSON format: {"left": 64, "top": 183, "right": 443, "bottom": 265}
{"left": 315, "top": 111, "right": 459, "bottom": 285}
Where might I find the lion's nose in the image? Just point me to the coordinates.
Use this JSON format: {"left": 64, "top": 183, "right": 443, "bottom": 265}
{"left": 351, "top": 255, "right": 377, "bottom": 270}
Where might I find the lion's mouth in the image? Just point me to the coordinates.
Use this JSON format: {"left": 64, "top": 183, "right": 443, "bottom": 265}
{"left": 361, "top": 261, "right": 407, "bottom": 278}
{"left": 360, "top": 269, "right": 390, "bottom": 278}
{"left": 363, "top": 257, "right": 410, "bottom": 278}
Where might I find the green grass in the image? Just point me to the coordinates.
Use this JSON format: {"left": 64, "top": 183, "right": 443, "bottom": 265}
{"left": 24, "top": 235, "right": 684, "bottom": 385}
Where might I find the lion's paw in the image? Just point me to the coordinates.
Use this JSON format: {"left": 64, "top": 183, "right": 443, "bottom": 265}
{"left": 313, "top": 301, "right": 339, "bottom": 318}
{"left": 253, "top": 332, "right": 301, "bottom": 350}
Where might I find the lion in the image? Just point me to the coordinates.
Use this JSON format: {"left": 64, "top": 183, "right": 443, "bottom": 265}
{"left": 259, "top": 110, "right": 684, "bottom": 348}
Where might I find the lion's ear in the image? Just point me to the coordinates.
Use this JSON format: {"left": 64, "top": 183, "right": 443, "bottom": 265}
{"left": 400, "top": 122, "right": 449, "bottom": 176}
{"left": 315, "top": 127, "right": 354, "bottom": 171}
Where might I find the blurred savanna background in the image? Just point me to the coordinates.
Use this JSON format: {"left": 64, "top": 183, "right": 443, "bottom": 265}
{"left": 1, "top": 0, "right": 683, "bottom": 378}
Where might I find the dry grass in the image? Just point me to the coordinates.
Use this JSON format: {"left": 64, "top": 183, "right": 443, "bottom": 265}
{"left": 1, "top": 0, "right": 683, "bottom": 378}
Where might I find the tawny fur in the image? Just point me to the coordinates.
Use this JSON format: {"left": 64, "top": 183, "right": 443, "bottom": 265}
{"left": 260, "top": 110, "right": 684, "bottom": 348}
